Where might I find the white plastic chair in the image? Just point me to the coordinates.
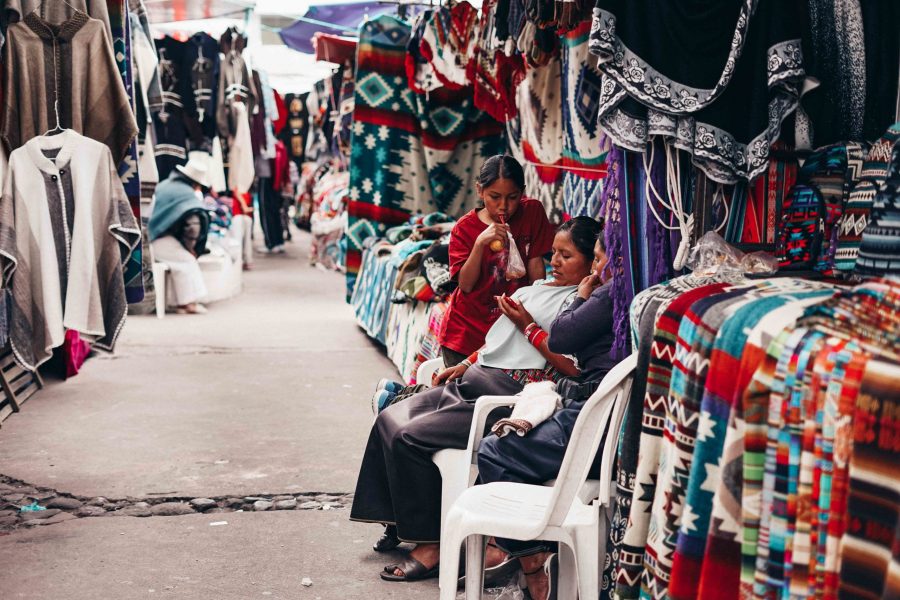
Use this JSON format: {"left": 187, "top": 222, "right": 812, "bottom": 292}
{"left": 438, "top": 353, "right": 637, "bottom": 600}
{"left": 416, "top": 358, "right": 476, "bottom": 543}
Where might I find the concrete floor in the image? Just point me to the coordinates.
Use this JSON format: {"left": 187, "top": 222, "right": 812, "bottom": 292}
{"left": 0, "top": 231, "right": 440, "bottom": 599}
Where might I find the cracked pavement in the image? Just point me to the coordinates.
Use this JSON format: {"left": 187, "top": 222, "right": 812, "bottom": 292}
{"left": 0, "top": 232, "right": 434, "bottom": 600}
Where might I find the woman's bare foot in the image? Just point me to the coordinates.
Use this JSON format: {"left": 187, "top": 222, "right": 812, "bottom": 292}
{"left": 519, "top": 551, "right": 553, "bottom": 600}
{"left": 392, "top": 543, "right": 440, "bottom": 577}
{"left": 486, "top": 539, "right": 509, "bottom": 568}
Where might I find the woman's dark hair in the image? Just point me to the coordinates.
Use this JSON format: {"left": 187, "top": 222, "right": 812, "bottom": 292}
{"left": 596, "top": 217, "right": 606, "bottom": 252}
{"left": 557, "top": 216, "right": 603, "bottom": 260}
{"left": 477, "top": 154, "right": 526, "bottom": 191}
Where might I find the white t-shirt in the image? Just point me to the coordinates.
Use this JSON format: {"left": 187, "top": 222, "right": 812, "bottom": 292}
{"left": 479, "top": 280, "right": 577, "bottom": 370}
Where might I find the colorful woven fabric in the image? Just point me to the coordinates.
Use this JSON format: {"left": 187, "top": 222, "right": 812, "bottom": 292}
{"left": 559, "top": 21, "right": 608, "bottom": 220}
{"left": 346, "top": 15, "right": 503, "bottom": 297}
{"left": 836, "top": 122, "right": 900, "bottom": 273}
{"left": 669, "top": 289, "right": 834, "bottom": 600}
{"left": 611, "top": 275, "right": 738, "bottom": 600}
{"left": 855, "top": 140, "right": 900, "bottom": 278}
{"left": 838, "top": 357, "right": 900, "bottom": 599}
{"left": 110, "top": 0, "right": 143, "bottom": 302}
{"left": 625, "top": 283, "right": 730, "bottom": 600}
{"left": 471, "top": 0, "right": 525, "bottom": 122}
{"left": 419, "top": 2, "right": 478, "bottom": 91}
{"left": 646, "top": 286, "right": 749, "bottom": 599}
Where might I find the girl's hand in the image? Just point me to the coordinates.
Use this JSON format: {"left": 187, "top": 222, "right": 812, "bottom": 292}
{"left": 434, "top": 364, "right": 468, "bottom": 386}
{"left": 475, "top": 222, "right": 511, "bottom": 250}
{"left": 577, "top": 273, "right": 602, "bottom": 300}
{"left": 496, "top": 294, "right": 534, "bottom": 332}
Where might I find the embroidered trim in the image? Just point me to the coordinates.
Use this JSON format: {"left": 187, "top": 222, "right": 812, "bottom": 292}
{"left": 589, "top": 5, "right": 754, "bottom": 114}
{"left": 592, "top": 9, "right": 806, "bottom": 184}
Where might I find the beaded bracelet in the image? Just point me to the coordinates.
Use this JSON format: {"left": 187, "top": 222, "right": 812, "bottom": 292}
{"left": 526, "top": 325, "right": 548, "bottom": 348}
{"left": 523, "top": 322, "right": 539, "bottom": 338}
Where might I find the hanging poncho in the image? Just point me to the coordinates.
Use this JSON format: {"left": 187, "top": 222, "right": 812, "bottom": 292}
{"left": 589, "top": 0, "right": 809, "bottom": 184}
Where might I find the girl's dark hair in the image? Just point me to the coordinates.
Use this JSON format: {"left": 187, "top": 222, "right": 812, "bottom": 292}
{"left": 477, "top": 154, "right": 526, "bottom": 191}
{"left": 558, "top": 216, "right": 604, "bottom": 260}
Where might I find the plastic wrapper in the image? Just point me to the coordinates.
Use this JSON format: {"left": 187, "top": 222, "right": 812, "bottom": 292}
{"left": 505, "top": 232, "right": 527, "bottom": 280}
{"left": 740, "top": 251, "right": 778, "bottom": 274}
{"left": 686, "top": 231, "right": 778, "bottom": 276}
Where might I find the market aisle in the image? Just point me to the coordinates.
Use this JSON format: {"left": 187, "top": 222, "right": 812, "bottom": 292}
{"left": 0, "top": 231, "right": 434, "bottom": 599}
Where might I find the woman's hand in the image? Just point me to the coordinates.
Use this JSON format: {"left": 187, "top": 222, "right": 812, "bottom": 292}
{"left": 434, "top": 364, "right": 468, "bottom": 386}
{"left": 475, "top": 222, "right": 510, "bottom": 250}
{"left": 496, "top": 294, "right": 534, "bottom": 332}
{"left": 577, "top": 272, "right": 602, "bottom": 300}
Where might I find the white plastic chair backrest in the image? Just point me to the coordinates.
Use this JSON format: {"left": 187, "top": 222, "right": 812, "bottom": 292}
{"left": 416, "top": 357, "right": 445, "bottom": 388}
{"left": 543, "top": 353, "right": 637, "bottom": 528}
{"left": 597, "top": 359, "right": 634, "bottom": 505}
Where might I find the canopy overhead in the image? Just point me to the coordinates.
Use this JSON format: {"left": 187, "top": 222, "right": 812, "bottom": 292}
{"left": 144, "top": 0, "right": 256, "bottom": 23}
{"left": 279, "top": 1, "right": 393, "bottom": 54}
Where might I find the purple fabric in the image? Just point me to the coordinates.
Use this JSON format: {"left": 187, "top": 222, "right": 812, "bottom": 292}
{"left": 280, "top": 2, "right": 394, "bottom": 54}
{"left": 600, "top": 145, "right": 631, "bottom": 357}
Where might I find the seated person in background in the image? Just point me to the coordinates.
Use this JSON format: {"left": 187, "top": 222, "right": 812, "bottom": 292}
{"left": 476, "top": 223, "right": 625, "bottom": 600}
{"left": 148, "top": 159, "right": 212, "bottom": 315}
{"left": 349, "top": 217, "right": 602, "bottom": 583}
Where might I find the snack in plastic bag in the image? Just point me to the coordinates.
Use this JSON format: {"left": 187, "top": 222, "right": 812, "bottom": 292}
{"left": 686, "top": 231, "right": 744, "bottom": 276}
{"left": 505, "top": 232, "right": 527, "bottom": 280}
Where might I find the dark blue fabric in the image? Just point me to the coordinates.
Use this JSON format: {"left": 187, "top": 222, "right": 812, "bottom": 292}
{"left": 148, "top": 174, "right": 205, "bottom": 241}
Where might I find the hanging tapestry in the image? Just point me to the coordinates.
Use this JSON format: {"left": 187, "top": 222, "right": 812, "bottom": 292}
{"left": 346, "top": 14, "right": 504, "bottom": 297}
{"left": 471, "top": 0, "right": 525, "bottom": 122}
{"left": 110, "top": 0, "right": 144, "bottom": 302}
{"left": 855, "top": 139, "right": 900, "bottom": 278}
{"left": 510, "top": 57, "right": 565, "bottom": 222}
{"left": 560, "top": 21, "right": 608, "bottom": 219}
{"left": 418, "top": 2, "right": 479, "bottom": 91}
{"left": 589, "top": 0, "right": 809, "bottom": 185}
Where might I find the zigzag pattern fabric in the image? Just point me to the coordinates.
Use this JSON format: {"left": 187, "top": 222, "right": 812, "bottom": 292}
{"left": 836, "top": 122, "right": 900, "bottom": 273}
{"left": 855, "top": 139, "right": 900, "bottom": 277}
{"left": 346, "top": 14, "right": 504, "bottom": 297}
{"left": 618, "top": 276, "right": 900, "bottom": 599}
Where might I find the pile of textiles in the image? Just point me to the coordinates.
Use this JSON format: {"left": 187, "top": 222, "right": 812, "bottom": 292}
{"left": 350, "top": 212, "right": 457, "bottom": 380}
{"left": 309, "top": 169, "right": 350, "bottom": 271}
{"left": 605, "top": 273, "right": 900, "bottom": 600}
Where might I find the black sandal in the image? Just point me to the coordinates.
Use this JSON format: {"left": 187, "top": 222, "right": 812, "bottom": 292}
{"left": 373, "top": 525, "right": 401, "bottom": 552}
{"left": 380, "top": 557, "right": 439, "bottom": 582}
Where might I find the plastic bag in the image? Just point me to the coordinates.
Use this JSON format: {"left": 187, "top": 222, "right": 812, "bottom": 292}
{"left": 740, "top": 251, "right": 778, "bottom": 275}
{"left": 686, "top": 231, "right": 744, "bottom": 276}
{"left": 505, "top": 232, "right": 527, "bottom": 280}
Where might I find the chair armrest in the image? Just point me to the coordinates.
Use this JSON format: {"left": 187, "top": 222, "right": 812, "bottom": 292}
{"left": 465, "top": 395, "right": 520, "bottom": 467}
{"left": 415, "top": 357, "right": 445, "bottom": 387}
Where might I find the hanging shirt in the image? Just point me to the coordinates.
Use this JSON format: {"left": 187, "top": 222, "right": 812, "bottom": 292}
{"left": 439, "top": 198, "right": 555, "bottom": 355}
{"left": 184, "top": 32, "right": 220, "bottom": 147}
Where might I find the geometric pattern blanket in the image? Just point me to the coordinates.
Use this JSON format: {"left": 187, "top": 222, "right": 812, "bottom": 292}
{"left": 346, "top": 15, "right": 504, "bottom": 297}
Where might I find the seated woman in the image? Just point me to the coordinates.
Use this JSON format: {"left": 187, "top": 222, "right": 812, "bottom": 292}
{"left": 148, "top": 159, "right": 212, "bottom": 314}
{"left": 476, "top": 226, "right": 623, "bottom": 600}
{"left": 349, "top": 217, "right": 603, "bottom": 583}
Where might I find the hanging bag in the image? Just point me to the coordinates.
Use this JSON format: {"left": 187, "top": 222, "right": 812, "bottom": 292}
{"left": 505, "top": 232, "right": 527, "bottom": 280}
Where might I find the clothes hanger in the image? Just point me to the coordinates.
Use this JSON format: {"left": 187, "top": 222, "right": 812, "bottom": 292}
{"left": 41, "top": 98, "right": 66, "bottom": 137}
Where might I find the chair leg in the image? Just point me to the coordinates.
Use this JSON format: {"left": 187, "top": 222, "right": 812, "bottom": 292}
{"left": 557, "top": 542, "right": 578, "bottom": 600}
{"left": 439, "top": 529, "right": 464, "bottom": 600}
{"left": 465, "top": 534, "right": 486, "bottom": 599}
{"left": 153, "top": 265, "right": 167, "bottom": 318}
{"left": 573, "top": 525, "right": 599, "bottom": 600}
